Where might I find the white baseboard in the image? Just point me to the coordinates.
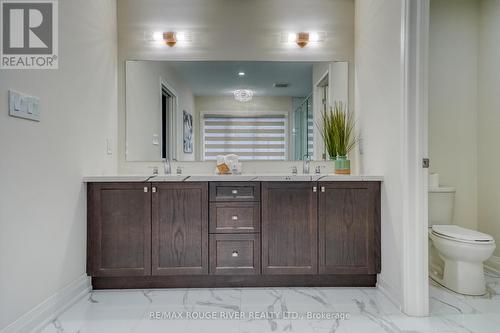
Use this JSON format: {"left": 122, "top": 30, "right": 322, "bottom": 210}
{"left": 376, "top": 276, "right": 402, "bottom": 312}
{"left": 0, "top": 274, "right": 91, "bottom": 333}
{"left": 485, "top": 255, "right": 500, "bottom": 276}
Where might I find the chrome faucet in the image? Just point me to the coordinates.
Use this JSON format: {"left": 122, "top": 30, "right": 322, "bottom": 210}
{"left": 163, "top": 159, "right": 171, "bottom": 175}
{"left": 303, "top": 155, "right": 311, "bottom": 174}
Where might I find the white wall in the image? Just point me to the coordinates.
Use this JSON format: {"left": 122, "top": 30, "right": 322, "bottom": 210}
{"left": 0, "top": 0, "right": 117, "bottom": 329}
{"left": 125, "top": 61, "right": 196, "bottom": 162}
{"left": 429, "top": 0, "right": 479, "bottom": 230}
{"left": 355, "top": 0, "right": 404, "bottom": 305}
{"left": 117, "top": 0, "right": 354, "bottom": 173}
{"left": 478, "top": 0, "right": 500, "bottom": 256}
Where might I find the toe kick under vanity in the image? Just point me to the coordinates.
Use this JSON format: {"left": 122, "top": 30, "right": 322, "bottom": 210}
{"left": 85, "top": 176, "right": 382, "bottom": 289}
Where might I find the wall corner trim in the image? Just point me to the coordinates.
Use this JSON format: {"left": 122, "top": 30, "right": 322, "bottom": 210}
{"left": 0, "top": 275, "right": 91, "bottom": 333}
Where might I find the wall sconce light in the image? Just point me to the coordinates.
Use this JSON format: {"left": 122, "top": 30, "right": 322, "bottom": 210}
{"left": 296, "top": 32, "right": 310, "bottom": 48}
{"left": 146, "top": 31, "right": 191, "bottom": 47}
{"left": 163, "top": 32, "right": 177, "bottom": 47}
{"left": 282, "top": 32, "right": 326, "bottom": 48}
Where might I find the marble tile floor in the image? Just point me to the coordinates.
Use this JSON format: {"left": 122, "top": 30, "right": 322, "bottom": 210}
{"left": 40, "top": 271, "right": 500, "bottom": 333}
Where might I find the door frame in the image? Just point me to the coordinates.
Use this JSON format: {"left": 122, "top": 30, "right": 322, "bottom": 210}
{"left": 400, "top": 0, "right": 430, "bottom": 316}
{"left": 160, "top": 78, "right": 179, "bottom": 161}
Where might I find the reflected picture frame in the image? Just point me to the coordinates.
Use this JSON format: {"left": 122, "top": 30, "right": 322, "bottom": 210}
{"left": 183, "top": 110, "right": 193, "bottom": 153}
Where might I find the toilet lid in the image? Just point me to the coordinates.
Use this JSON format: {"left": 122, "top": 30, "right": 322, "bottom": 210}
{"left": 432, "top": 225, "right": 494, "bottom": 243}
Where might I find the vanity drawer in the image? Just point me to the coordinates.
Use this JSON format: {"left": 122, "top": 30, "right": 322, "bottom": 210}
{"left": 210, "top": 182, "right": 260, "bottom": 202}
{"left": 209, "top": 234, "right": 260, "bottom": 275}
{"left": 210, "top": 202, "right": 260, "bottom": 233}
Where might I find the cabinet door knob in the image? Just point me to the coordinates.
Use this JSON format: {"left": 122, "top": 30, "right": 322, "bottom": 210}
{"left": 152, "top": 187, "right": 157, "bottom": 193}
{"left": 312, "top": 186, "right": 317, "bottom": 192}
{"left": 232, "top": 250, "right": 239, "bottom": 257}
{"left": 144, "top": 187, "right": 148, "bottom": 193}
{"left": 231, "top": 189, "right": 238, "bottom": 195}
{"left": 321, "top": 186, "right": 325, "bottom": 192}
{"left": 232, "top": 215, "right": 238, "bottom": 220}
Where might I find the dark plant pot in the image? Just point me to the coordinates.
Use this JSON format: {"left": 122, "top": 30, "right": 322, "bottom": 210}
{"left": 335, "top": 155, "right": 351, "bottom": 175}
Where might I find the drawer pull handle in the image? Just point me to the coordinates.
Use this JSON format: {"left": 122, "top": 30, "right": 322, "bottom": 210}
{"left": 231, "top": 189, "right": 238, "bottom": 195}
{"left": 232, "top": 250, "right": 239, "bottom": 257}
{"left": 232, "top": 215, "right": 238, "bottom": 220}
{"left": 144, "top": 187, "right": 148, "bottom": 193}
{"left": 312, "top": 186, "right": 317, "bottom": 193}
{"left": 321, "top": 186, "right": 325, "bottom": 193}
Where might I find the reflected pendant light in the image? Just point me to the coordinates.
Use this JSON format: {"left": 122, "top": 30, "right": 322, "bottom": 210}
{"left": 233, "top": 89, "right": 253, "bottom": 102}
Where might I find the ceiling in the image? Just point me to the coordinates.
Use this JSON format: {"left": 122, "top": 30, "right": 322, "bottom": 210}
{"left": 162, "top": 61, "right": 321, "bottom": 97}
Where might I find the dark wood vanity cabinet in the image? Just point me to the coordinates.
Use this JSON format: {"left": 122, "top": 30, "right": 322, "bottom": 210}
{"left": 318, "top": 182, "right": 381, "bottom": 274}
{"left": 152, "top": 182, "right": 208, "bottom": 275}
{"left": 261, "top": 181, "right": 380, "bottom": 276}
{"left": 209, "top": 182, "right": 261, "bottom": 275}
{"left": 261, "top": 182, "right": 318, "bottom": 275}
{"left": 87, "top": 182, "right": 208, "bottom": 278}
{"left": 88, "top": 180, "right": 381, "bottom": 288}
{"left": 87, "top": 183, "right": 152, "bottom": 277}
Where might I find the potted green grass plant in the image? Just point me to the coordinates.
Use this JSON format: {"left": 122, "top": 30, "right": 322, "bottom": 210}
{"left": 320, "top": 104, "right": 338, "bottom": 162}
{"left": 320, "top": 102, "right": 358, "bottom": 174}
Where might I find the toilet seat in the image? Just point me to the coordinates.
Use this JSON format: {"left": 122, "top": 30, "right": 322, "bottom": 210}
{"left": 431, "top": 225, "right": 494, "bottom": 244}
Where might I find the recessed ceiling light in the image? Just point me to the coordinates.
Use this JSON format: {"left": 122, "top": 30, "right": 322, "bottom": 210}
{"left": 238, "top": 72, "right": 245, "bottom": 77}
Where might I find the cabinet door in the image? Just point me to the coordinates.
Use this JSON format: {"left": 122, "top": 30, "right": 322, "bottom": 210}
{"left": 262, "top": 182, "right": 318, "bottom": 274}
{"left": 152, "top": 182, "right": 208, "bottom": 275}
{"left": 87, "top": 183, "right": 151, "bottom": 277}
{"left": 318, "top": 182, "right": 381, "bottom": 274}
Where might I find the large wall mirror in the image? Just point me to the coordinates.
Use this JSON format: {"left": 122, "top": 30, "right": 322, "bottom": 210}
{"left": 125, "top": 60, "right": 348, "bottom": 162}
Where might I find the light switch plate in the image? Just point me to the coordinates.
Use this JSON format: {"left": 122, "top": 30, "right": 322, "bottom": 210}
{"left": 9, "top": 90, "right": 40, "bottom": 122}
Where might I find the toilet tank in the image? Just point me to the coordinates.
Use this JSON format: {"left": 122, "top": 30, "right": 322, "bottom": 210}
{"left": 428, "top": 186, "right": 456, "bottom": 226}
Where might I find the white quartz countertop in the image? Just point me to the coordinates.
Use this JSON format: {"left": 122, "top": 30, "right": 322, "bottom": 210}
{"left": 83, "top": 174, "right": 383, "bottom": 182}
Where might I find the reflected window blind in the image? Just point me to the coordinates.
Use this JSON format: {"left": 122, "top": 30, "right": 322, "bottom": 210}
{"left": 308, "top": 111, "right": 314, "bottom": 157}
{"left": 203, "top": 114, "right": 287, "bottom": 160}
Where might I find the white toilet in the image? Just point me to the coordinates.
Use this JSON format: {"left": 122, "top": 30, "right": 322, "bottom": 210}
{"left": 429, "top": 186, "right": 496, "bottom": 295}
